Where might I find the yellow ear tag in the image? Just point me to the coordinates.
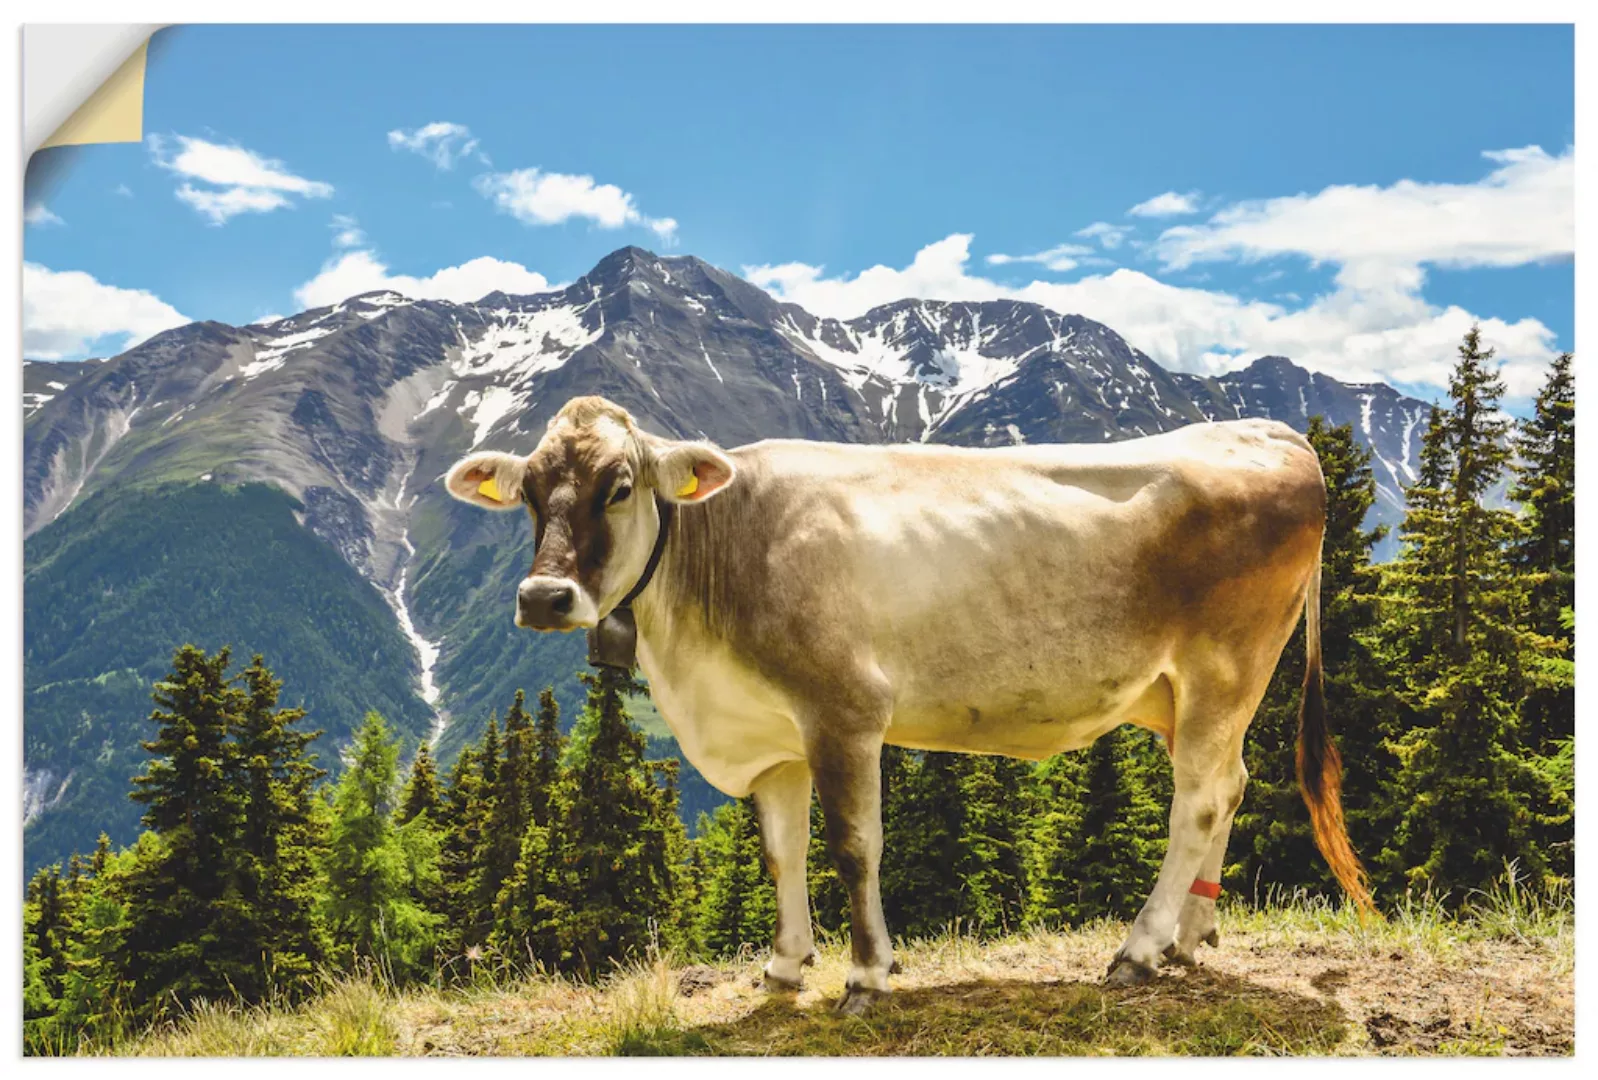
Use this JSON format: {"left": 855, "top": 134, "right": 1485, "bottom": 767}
{"left": 477, "top": 476, "right": 504, "bottom": 503}
{"left": 676, "top": 473, "right": 699, "bottom": 498}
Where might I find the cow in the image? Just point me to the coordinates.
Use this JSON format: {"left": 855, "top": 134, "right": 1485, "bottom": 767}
{"left": 446, "top": 394, "right": 1372, "bottom": 1013}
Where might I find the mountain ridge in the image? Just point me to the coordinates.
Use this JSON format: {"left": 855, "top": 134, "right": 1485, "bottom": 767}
{"left": 23, "top": 245, "right": 1435, "bottom": 872}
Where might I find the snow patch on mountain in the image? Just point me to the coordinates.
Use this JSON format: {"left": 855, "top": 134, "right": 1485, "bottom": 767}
{"left": 456, "top": 302, "right": 599, "bottom": 381}
{"left": 242, "top": 323, "right": 337, "bottom": 380}
{"left": 462, "top": 385, "right": 526, "bottom": 447}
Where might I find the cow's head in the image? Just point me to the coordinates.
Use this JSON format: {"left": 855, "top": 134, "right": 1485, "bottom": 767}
{"left": 445, "top": 396, "right": 736, "bottom": 631}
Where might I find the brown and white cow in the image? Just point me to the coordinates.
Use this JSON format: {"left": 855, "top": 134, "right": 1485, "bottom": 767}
{"left": 446, "top": 395, "right": 1371, "bottom": 1013}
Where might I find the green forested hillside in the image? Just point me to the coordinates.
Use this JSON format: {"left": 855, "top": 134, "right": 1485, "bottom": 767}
{"left": 23, "top": 482, "right": 434, "bottom": 873}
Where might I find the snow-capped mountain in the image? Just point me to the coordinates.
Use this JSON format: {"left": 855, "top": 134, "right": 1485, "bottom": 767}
{"left": 23, "top": 244, "right": 1435, "bottom": 872}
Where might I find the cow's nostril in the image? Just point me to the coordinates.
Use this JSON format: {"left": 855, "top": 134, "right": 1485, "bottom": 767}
{"left": 550, "top": 586, "right": 575, "bottom": 615}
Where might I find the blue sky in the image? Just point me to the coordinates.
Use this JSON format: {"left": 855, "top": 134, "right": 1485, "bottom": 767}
{"left": 23, "top": 23, "right": 1573, "bottom": 402}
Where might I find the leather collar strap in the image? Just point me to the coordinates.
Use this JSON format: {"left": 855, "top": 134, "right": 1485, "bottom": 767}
{"left": 1189, "top": 878, "right": 1222, "bottom": 900}
{"left": 619, "top": 495, "right": 675, "bottom": 609}
{"left": 586, "top": 496, "right": 675, "bottom": 670}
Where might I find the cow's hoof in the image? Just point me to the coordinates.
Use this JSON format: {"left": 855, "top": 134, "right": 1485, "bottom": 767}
{"left": 889, "top": 958, "right": 903, "bottom": 975}
{"left": 1202, "top": 928, "right": 1220, "bottom": 948}
{"left": 1105, "top": 953, "right": 1158, "bottom": 988}
{"left": 1161, "top": 943, "right": 1198, "bottom": 968}
{"left": 834, "top": 985, "right": 887, "bottom": 1016}
{"left": 763, "top": 970, "right": 803, "bottom": 994}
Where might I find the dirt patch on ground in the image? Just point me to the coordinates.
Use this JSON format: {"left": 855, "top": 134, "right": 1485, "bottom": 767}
{"left": 1212, "top": 931, "right": 1573, "bottom": 1055}
{"left": 388, "top": 921, "right": 1573, "bottom": 1057}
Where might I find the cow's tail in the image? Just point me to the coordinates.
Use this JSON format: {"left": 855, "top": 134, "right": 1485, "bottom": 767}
{"left": 1295, "top": 553, "right": 1376, "bottom": 921}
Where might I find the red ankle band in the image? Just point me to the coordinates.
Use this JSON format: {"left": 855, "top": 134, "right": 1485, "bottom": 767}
{"left": 1189, "top": 878, "right": 1222, "bottom": 900}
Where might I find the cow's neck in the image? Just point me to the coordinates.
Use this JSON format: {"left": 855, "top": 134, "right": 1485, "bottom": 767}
{"left": 631, "top": 480, "right": 752, "bottom": 655}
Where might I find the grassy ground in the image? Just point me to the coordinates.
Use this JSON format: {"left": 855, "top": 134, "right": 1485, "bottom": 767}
{"left": 112, "top": 889, "right": 1573, "bottom": 1058}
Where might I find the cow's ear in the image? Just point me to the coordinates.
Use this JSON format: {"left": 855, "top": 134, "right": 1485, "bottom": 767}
{"left": 649, "top": 440, "right": 736, "bottom": 504}
{"left": 445, "top": 451, "right": 528, "bottom": 511}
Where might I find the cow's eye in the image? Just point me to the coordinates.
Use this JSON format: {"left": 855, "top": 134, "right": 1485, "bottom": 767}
{"left": 609, "top": 483, "right": 633, "bottom": 506}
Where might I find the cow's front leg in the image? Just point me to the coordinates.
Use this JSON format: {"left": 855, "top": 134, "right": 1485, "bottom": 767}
{"left": 809, "top": 729, "right": 894, "bottom": 1015}
{"left": 752, "top": 759, "right": 817, "bottom": 991}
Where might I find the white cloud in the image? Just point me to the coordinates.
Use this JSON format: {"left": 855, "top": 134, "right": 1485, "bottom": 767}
{"left": 649, "top": 217, "right": 680, "bottom": 243}
{"left": 330, "top": 214, "right": 366, "bottom": 249}
{"left": 986, "top": 242, "right": 1099, "bottom": 272}
{"left": 1154, "top": 146, "right": 1573, "bottom": 287}
{"left": 175, "top": 184, "right": 292, "bottom": 221}
{"left": 387, "top": 121, "right": 483, "bottom": 170}
{"left": 475, "top": 167, "right": 678, "bottom": 244}
{"left": 1076, "top": 221, "right": 1132, "bottom": 249}
{"left": 23, "top": 263, "right": 189, "bottom": 359}
{"left": 745, "top": 231, "right": 1561, "bottom": 401}
{"left": 293, "top": 249, "right": 554, "bottom": 309}
{"left": 114, "top": 183, "right": 133, "bottom": 197}
{"left": 150, "top": 134, "right": 333, "bottom": 224}
{"left": 746, "top": 235, "right": 1006, "bottom": 318}
{"left": 1128, "top": 190, "right": 1201, "bottom": 217}
{"left": 24, "top": 203, "right": 63, "bottom": 227}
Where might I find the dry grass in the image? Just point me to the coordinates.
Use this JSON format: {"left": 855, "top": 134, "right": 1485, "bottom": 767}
{"left": 118, "top": 894, "right": 1573, "bottom": 1058}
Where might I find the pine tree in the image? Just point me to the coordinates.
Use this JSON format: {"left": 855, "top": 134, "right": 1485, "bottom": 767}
{"left": 1231, "top": 416, "right": 1395, "bottom": 900}
{"left": 879, "top": 748, "right": 966, "bottom": 939}
{"left": 1509, "top": 353, "right": 1575, "bottom": 762}
{"left": 1062, "top": 728, "right": 1167, "bottom": 922}
{"left": 223, "top": 654, "right": 326, "bottom": 1000}
{"left": 955, "top": 755, "right": 1030, "bottom": 934}
{"left": 23, "top": 864, "right": 70, "bottom": 1038}
{"left": 319, "top": 711, "right": 443, "bottom": 982}
{"left": 23, "top": 925, "right": 55, "bottom": 1052}
{"left": 693, "top": 798, "right": 775, "bottom": 956}
{"left": 435, "top": 742, "right": 486, "bottom": 955}
{"left": 645, "top": 756, "right": 697, "bottom": 954}
{"left": 63, "top": 852, "right": 89, "bottom": 907}
{"left": 491, "top": 689, "right": 569, "bottom": 971}
{"left": 479, "top": 691, "right": 535, "bottom": 934}
{"left": 1377, "top": 328, "right": 1568, "bottom": 897}
{"left": 53, "top": 836, "right": 147, "bottom": 1051}
{"left": 492, "top": 813, "right": 558, "bottom": 970}
{"left": 116, "top": 645, "right": 250, "bottom": 1015}
{"left": 530, "top": 688, "right": 563, "bottom": 830}
{"left": 535, "top": 667, "right": 684, "bottom": 976}
{"left": 398, "top": 740, "right": 442, "bottom": 826}
{"left": 1024, "top": 751, "right": 1087, "bottom": 926}
{"left": 479, "top": 712, "right": 502, "bottom": 790}
{"left": 452, "top": 713, "right": 503, "bottom": 948}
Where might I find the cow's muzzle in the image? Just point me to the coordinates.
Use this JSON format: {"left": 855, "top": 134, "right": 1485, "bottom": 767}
{"left": 516, "top": 575, "right": 594, "bottom": 631}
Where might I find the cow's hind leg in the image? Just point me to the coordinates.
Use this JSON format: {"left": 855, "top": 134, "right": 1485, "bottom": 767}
{"left": 809, "top": 727, "right": 894, "bottom": 1015}
{"left": 1107, "top": 710, "right": 1249, "bottom": 988}
{"left": 752, "top": 759, "right": 817, "bottom": 990}
{"left": 1165, "top": 760, "right": 1245, "bottom": 968}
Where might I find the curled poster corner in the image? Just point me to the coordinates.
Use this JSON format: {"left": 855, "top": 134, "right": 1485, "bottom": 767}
{"left": 39, "top": 40, "right": 149, "bottom": 150}
{"left": 25, "top": 25, "right": 165, "bottom": 154}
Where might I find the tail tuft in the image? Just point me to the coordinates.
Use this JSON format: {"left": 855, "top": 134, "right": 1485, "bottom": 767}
{"left": 1296, "top": 559, "right": 1376, "bottom": 921}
